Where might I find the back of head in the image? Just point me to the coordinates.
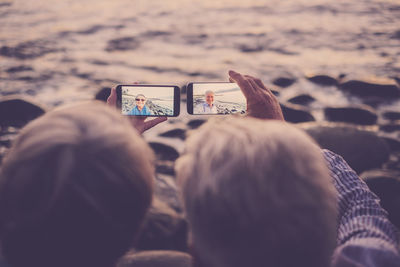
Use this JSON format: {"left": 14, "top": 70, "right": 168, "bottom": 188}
{"left": 0, "top": 102, "right": 154, "bottom": 267}
{"left": 176, "top": 117, "right": 337, "bottom": 267}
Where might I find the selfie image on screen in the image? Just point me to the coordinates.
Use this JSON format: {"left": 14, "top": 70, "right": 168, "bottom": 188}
{"left": 121, "top": 86, "right": 174, "bottom": 116}
{"left": 193, "top": 83, "right": 246, "bottom": 115}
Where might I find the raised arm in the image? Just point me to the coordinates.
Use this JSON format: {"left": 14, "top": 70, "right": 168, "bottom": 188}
{"left": 323, "top": 149, "right": 400, "bottom": 266}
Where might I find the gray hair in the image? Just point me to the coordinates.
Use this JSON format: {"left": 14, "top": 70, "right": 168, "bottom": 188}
{"left": 136, "top": 94, "right": 146, "bottom": 99}
{"left": 0, "top": 101, "right": 154, "bottom": 267}
{"left": 204, "top": 90, "right": 214, "bottom": 96}
{"left": 176, "top": 117, "right": 337, "bottom": 267}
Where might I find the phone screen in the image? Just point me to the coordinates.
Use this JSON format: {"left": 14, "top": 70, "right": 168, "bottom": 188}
{"left": 116, "top": 85, "right": 180, "bottom": 117}
{"left": 187, "top": 82, "right": 246, "bottom": 115}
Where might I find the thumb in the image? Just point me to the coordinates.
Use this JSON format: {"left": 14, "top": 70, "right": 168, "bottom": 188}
{"left": 107, "top": 87, "right": 117, "bottom": 107}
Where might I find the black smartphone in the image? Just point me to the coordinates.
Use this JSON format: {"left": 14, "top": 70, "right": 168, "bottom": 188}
{"left": 187, "top": 82, "right": 246, "bottom": 115}
{"left": 116, "top": 85, "right": 180, "bottom": 117}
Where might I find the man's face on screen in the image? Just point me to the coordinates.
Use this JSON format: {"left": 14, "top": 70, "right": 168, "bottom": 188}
{"left": 205, "top": 93, "right": 214, "bottom": 106}
{"left": 135, "top": 96, "right": 146, "bottom": 110}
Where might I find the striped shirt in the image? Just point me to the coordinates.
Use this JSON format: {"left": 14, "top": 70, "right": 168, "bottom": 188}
{"left": 323, "top": 150, "right": 400, "bottom": 267}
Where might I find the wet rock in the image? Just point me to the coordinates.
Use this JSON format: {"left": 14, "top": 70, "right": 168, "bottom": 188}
{"left": 379, "top": 123, "right": 400, "bottom": 133}
{"left": 0, "top": 40, "right": 60, "bottom": 59}
{"left": 141, "top": 30, "right": 172, "bottom": 37}
{"left": 271, "top": 89, "right": 280, "bottom": 96}
{"left": 0, "top": 133, "right": 15, "bottom": 148}
{"left": 384, "top": 152, "right": 400, "bottom": 171}
{"left": 324, "top": 106, "right": 377, "bottom": 125}
{"left": 281, "top": 103, "right": 315, "bottom": 123}
{"left": 15, "top": 73, "right": 54, "bottom": 82}
{"left": 117, "top": 250, "right": 192, "bottom": 267}
{"left": 338, "top": 80, "right": 400, "bottom": 100}
{"left": 0, "top": 2, "right": 12, "bottom": 7}
{"left": 381, "top": 137, "right": 400, "bottom": 152}
{"left": 0, "top": 127, "right": 18, "bottom": 165}
{"left": 288, "top": 94, "right": 315, "bottom": 106}
{"left": 155, "top": 174, "right": 182, "bottom": 212}
{"left": 149, "top": 142, "right": 179, "bottom": 161}
{"left": 95, "top": 87, "right": 111, "bottom": 102}
{"left": 155, "top": 160, "right": 175, "bottom": 176}
{"left": 390, "top": 30, "right": 400, "bottom": 40}
{"left": 89, "top": 59, "right": 109, "bottom": 65}
{"left": 300, "top": 123, "right": 390, "bottom": 173}
{"left": 180, "top": 84, "right": 187, "bottom": 94}
{"left": 306, "top": 75, "right": 338, "bottom": 86}
{"left": 383, "top": 111, "right": 400, "bottom": 121}
{"left": 239, "top": 44, "right": 263, "bottom": 53}
{"left": 6, "top": 65, "right": 34, "bottom": 73}
{"left": 393, "top": 76, "right": 400, "bottom": 86}
{"left": 187, "top": 119, "right": 206, "bottom": 129}
{"left": 272, "top": 77, "right": 296, "bottom": 88}
{"left": 136, "top": 197, "right": 188, "bottom": 252}
{"left": 361, "top": 170, "right": 400, "bottom": 229}
{"left": 0, "top": 97, "right": 46, "bottom": 127}
{"left": 106, "top": 37, "right": 140, "bottom": 52}
{"left": 159, "top": 128, "right": 186, "bottom": 140}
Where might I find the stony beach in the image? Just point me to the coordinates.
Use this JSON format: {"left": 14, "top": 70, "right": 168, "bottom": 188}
{"left": 1, "top": 0, "right": 400, "bottom": 253}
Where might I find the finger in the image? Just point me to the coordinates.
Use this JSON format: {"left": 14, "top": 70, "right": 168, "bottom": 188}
{"left": 106, "top": 87, "right": 117, "bottom": 107}
{"left": 244, "top": 75, "right": 275, "bottom": 96}
{"left": 228, "top": 70, "right": 256, "bottom": 98}
{"left": 143, "top": 117, "right": 168, "bottom": 131}
{"left": 248, "top": 79, "right": 269, "bottom": 99}
{"left": 244, "top": 75, "right": 266, "bottom": 89}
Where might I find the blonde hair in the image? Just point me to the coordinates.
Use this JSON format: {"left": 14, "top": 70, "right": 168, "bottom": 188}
{"left": 0, "top": 101, "right": 154, "bottom": 267}
{"left": 176, "top": 117, "right": 337, "bottom": 267}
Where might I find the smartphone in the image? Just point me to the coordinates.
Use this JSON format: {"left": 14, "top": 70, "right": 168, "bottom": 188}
{"left": 187, "top": 82, "right": 246, "bottom": 115}
{"left": 116, "top": 85, "right": 180, "bottom": 117}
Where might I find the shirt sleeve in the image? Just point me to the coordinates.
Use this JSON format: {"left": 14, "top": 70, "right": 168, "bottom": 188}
{"left": 322, "top": 149, "right": 400, "bottom": 266}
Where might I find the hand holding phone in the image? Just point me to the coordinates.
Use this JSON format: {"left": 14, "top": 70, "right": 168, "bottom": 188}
{"left": 228, "top": 70, "right": 284, "bottom": 120}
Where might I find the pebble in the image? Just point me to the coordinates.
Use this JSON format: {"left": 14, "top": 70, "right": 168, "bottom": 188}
{"left": 149, "top": 142, "right": 179, "bottom": 161}
{"left": 306, "top": 75, "right": 338, "bottom": 86}
{"left": 281, "top": 103, "right": 315, "bottom": 123}
{"left": 339, "top": 80, "right": 400, "bottom": 100}
{"left": 272, "top": 77, "right": 296, "bottom": 88}
{"left": 95, "top": 87, "right": 111, "bottom": 102}
{"left": 159, "top": 128, "right": 186, "bottom": 140}
{"left": 324, "top": 106, "right": 378, "bottom": 125}
{"left": 287, "top": 94, "right": 316, "bottom": 106}
{"left": 187, "top": 119, "right": 206, "bottom": 129}
{"left": 379, "top": 123, "right": 400, "bottom": 133}
{"left": 299, "top": 123, "right": 390, "bottom": 173}
{"left": 381, "top": 137, "right": 400, "bottom": 152}
{"left": 360, "top": 170, "right": 400, "bottom": 229}
{"left": 0, "top": 39, "right": 59, "bottom": 59}
{"left": 0, "top": 97, "right": 46, "bottom": 127}
{"left": 105, "top": 37, "right": 140, "bottom": 52}
{"left": 382, "top": 111, "right": 400, "bottom": 121}
{"left": 136, "top": 197, "right": 188, "bottom": 251}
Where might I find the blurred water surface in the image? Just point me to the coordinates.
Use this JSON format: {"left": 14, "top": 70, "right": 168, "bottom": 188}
{"left": 0, "top": 0, "right": 399, "bottom": 107}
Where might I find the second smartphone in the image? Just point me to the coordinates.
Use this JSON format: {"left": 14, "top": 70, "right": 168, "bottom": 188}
{"left": 186, "top": 82, "right": 246, "bottom": 115}
{"left": 116, "top": 84, "right": 180, "bottom": 117}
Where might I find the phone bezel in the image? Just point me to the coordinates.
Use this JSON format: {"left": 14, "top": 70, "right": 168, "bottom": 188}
{"left": 116, "top": 84, "right": 180, "bottom": 117}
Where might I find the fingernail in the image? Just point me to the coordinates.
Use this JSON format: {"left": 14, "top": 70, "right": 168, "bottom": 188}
{"left": 229, "top": 70, "right": 238, "bottom": 77}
